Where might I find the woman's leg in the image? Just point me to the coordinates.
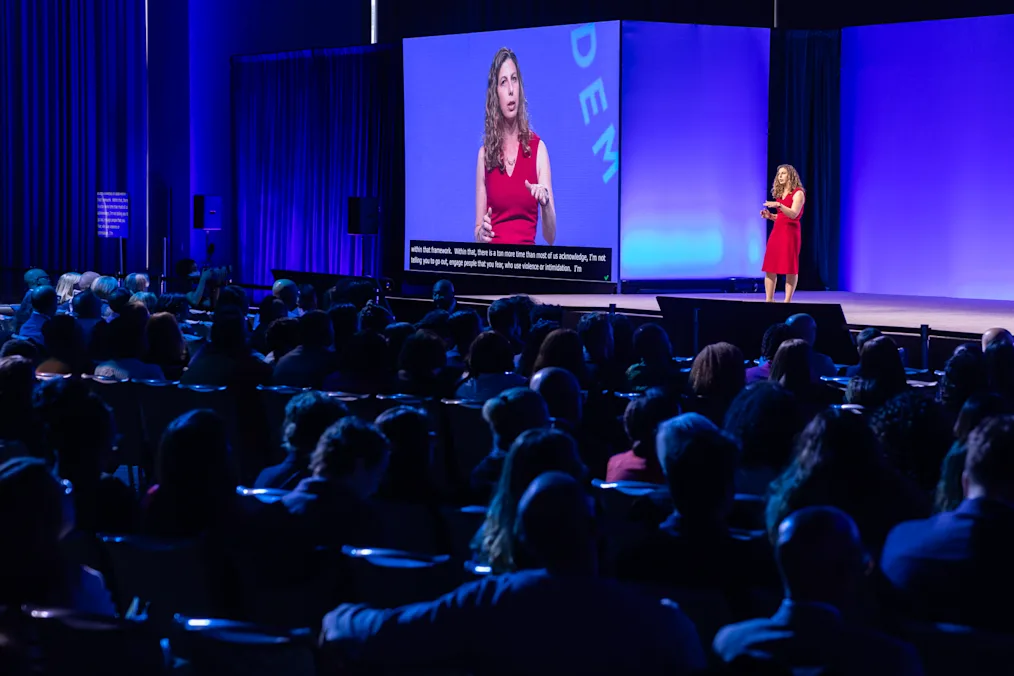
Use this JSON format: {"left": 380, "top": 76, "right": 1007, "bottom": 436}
{"left": 764, "top": 273, "right": 777, "bottom": 302}
{"left": 785, "top": 274, "right": 799, "bottom": 303}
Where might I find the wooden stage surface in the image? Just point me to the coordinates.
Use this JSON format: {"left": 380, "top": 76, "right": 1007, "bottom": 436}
{"left": 460, "top": 291, "right": 1014, "bottom": 336}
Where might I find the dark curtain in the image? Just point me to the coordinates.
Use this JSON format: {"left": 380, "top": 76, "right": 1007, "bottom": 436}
{"left": 231, "top": 45, "right": 401, "bottom": 287}
{"left": 0, "top": 0, "right": 148, "bottom": 293}
{"left": 768, "top": 29, "right": 841, "bottom": 290}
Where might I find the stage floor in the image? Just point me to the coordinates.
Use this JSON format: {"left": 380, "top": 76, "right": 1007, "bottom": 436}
{"left": 460, "top": 291, "right": 1014, "bottom": 336}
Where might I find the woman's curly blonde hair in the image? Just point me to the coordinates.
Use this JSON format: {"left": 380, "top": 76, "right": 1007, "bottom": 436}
{"left": 772, "top": 164, "right": 804, "bottom": 199}
{"left": 483, "top": 47, "right": 533, "bottom": 174}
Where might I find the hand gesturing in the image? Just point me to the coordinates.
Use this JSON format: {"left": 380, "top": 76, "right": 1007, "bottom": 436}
{"left": 525, "top": 180, "right": 550, "bottom": 206}
{"left": 477, "top": 207, "right": 494, "bottom": 243}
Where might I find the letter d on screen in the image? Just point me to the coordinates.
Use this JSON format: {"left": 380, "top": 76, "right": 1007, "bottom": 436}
{"left": 571, "top": 23, "right": 597, "bottom": 68}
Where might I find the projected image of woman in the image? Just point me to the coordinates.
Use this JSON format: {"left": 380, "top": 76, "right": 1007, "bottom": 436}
{"left": 761, "top": 164, "right": 806, "bottom": 303}
{"left": 474, "top": 47, "right": 557, "bottom": 245}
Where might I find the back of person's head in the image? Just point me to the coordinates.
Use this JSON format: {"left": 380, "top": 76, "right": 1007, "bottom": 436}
{"left": 77, "top": 271, "right": 100, "bottom": 291}
{"left": 398, "top": 330, "right": 446, "bottom": 380}
{"left": 145, "top": 312, "right": 186, "bottom": 366}
{"left": 327, "top": 303, "right": 360, "bottom": 347}
{"left": 532, "top": 328, "right": 587, "bottom": 384}
{"left": 982, "top": 328, "right": 1013, "bottom": 352}
{"left": 209, "top": 307, "right": 249, "bottom": 356}
{"left": 432, "top": 279, "right": 456, "bottom": 312}
{"left": 515, "top": 471, "right": 597, "bottom": 575}
{"left": 985, "top": 339, "right": 1014, "bottom": 399}
{"left": 55, "top": 272, "right": 81, "bottom": 305}
{"left": 858, "top": 336, "right": 906, "bottom": 383}
{"left": 487, "top": 298, "right": 518, "bottom": 339}
{"left": 383, "top": 322, "right": 414, "bottom": 364}
{"left": 0, "top": 340, "right": 39, "bottom": 363}
{"left": 760, "top": 322, "right": 793, "bottom": 361}
{"left": 129, "top": 292, "right": 158, "bottom": 312}
{"left": 124, "top": 272, "right": 149, "bottom": 294}
{"left": 610, "top": 314, "right": 635, "bottom": 369}
{"left": 576, "top": 312, "right": 614, "bottom": 364}
{"left": 108, "top": 305, "right": 150, "bottom": 360}
{"left": 632, "top": 323, "right": 673, "bottom": 365}
{"left": 156, "top": 293, "right": 192, "bottom": 321}
{"left": 769, "top": 339, "right": 812, "bottom": 392}
{"left": 955, "top": 392, "right": 1014, "bottom": 442}
{"left": 310, "top": 417, "right": 390, "bottom": 497}
{"left": 624, "top": 388, "right": 680, "bottom": 455}
{"left": 448, "top": 310, "right": 482, "bottom": 355}
{"left": 272, "top": 279, "right": 298, "bottom": 310}
{"left": 340, "top": 330, "right": 390, "bottom": 379}
{"left": 938, "top": 343, "right": 987, "bottom": 413}
{"left": 298, "top": 284, "right": 317, "bottom": 312}
{"left": 724, "top": 381, "right": 806, "bottom": 472}
{"left": 359, "top": 302, "right": 395, "bottom": 334}
{"left": 266, "top": 317, "right": 300, "bottom": 361}
{"left": 31, "top": 286, "right": 58, "bottom": 316}
{"left": 40, "top": 315, "right": 85, "bottom": 365}
{"left": 216, "top": 285, "right": 248, "bottom": 314}
{"left": 483, "top": 387, "right": 551, "bottom": 452}
{"left": 0, "top": 356, "right": 38, "bottom": 438}
{"left": 72, "top": 289, "right": 102, "bottom": 320}
{"left": 776, "top": 506, "right": 866, "bottom": 606}
{"left": 34, "top": 378, "right": 114, "bottom": 487}
{"left": 258, "top": 296, "right": 287, "bottom": 328}
{"left": 657, "top": 413, "right": 737, "bottom": 519}
{"left": 339, "top": 279, "right": 377, "bottom": 311}
{"left": 505, "top": 295, "right": 536, "bottom": 341}
{"left": 416, "top": 309, "right": 451, "bottom": 341}
{"left": 157, "top": 409, "right": 237, "bottom": 504}
{"left": 484, "top": 428, "right": 587, "bottom": 572}
{"left": 174, "top": 259, "right": 197, "bottom": 279}
{"left": 870, "top": 390, "right": 953, "bottom": 492}
{"left": 936, "top": 394, "right": 1014, "bottom": 512}
{"left": 786, "top": 314, "right": 818, "bottom": 346}
{"left": 690, "top": 342, "right": 746, "bottom": 401}
{"left": 855, "top": 327, "right": 883, "bottom": 355}
{"left": 23, "top": 268, "right": 51, "bottom": 289}
{"left": 530, "top": 367, "right": 583, "bottom": 426}
{"left": 793, "top": 407, "right": 883, "bottom": 476}
{"left": 375, "top": 406, "right": 432, "bottom": 498}
{"left": 107, "top": 288, "right": 132, "bottom": 315}
{"left": 298, "top": 310, "right": 333, "bottom": 350}
{"left": 466, "top": 331, "right": 515, "bottom": 377}
{"left": 282, "top": 391, "right": 349, "bottom": 454}
{"left": 518, "top": 319, "right": 560, "bottom": 378}
{"left": 90, "top": 276, "right": 118, "bottom": 301}
{"left": 964, "top": 415, "right": 1014, "bottom": 502}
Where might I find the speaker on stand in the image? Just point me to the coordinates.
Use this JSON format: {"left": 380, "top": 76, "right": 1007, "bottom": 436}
{"left": 348, "top": 197, "right": 379, "bottom": 278}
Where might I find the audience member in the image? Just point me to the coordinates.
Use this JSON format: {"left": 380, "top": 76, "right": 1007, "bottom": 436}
{"left": 0, "top": 356, "right": 40, "bottom": 460}
{"left": 37, "top": 315, "right": 91, "bottom": 376}
{"left": 321, "top": 471, "right": 706, "bottom": 675}
{"left": 272, "top": 279, "right": 300, "bottom": 317}
{"left": 767, "top": 408, "right": 928, "bottom": 555}
{"left": 254, "top": 392, "right": 349, "bottom": 490}
{"left": 124, "top": 272, "right": 150, "bottom": 295}
{"left": 18, "top": 285, "right": 57, "bottom": 346}
{"left": 786, "top": 313, "right": 837, "bottom": 378}
{"left": 54, "top": 272, "right": 81, "bottom": 313}
{"left": 396, "top": 330, "right": 452, "bottom": 397}
{"left": 935, "top": 343, "right": 986, "bottom": 415}
{"left": 360, "top": 302, "right": 395, "bottom": 334}
{"left": 375, "top": 406, "right": 438, "bottom": 504}
{"left": 487, "top": 298, "right": 520, "bottom": 350}
{"left": 456, "top": 331, "right": 526, "bottom": 401}
{"left": 77, "top": 271, "right": 100, "bottom": 292}
{"left": 881, "top": 415, "right": 1014, "bottom": 630}
{"left": 71, "top": 289, "right": 103, "bottom": 346}
{"left": 687, "top": 342, "right": 745, "bottom": 425}
{"left": 626, "top": 323, "right": 680, "bottom": 392}
{"left": 0, "top": 457, "right": 116, "bottom": 615}
{"left": 382, "top": 322, "right": 414, "bottom": 366}
{"left": 984, "top": 339, "right": 1014, "bottom": 400}
{"left": 0, "top": 340, "right": 38, "bottom": 363}
{"left": 95, "top": 304, "right": 166, "bottom": 380}
{"left": 531, "top": 328, "right": 589, "bottom": 387}
{"left": 278, "top": 417, "right": 390, "bottom": 548}
{"left": 14, "top": 268, "right": 51, "bottom": 331}
{"left": 105, "top": 287, "right": 132, "bottom": 320}
{"left": 606, "top": 388, "right": 679, "bottom": 484}
{"left": 271, "top": 310, "right": 337, "bottom": 389}
{"left": 577, "top": 312, "right": 622, "bottom": 390}
{"left": 264, "top": 317, "right": 301, "bottom": 364}
{"left": 845, "top": 336, "right": 908, "bottom": 410}
{"left": 297, "top": 284, "right": 317, "bottom": 314}
{"left": 416, "top": 309, "right": 451, "bottom": 345}
{"left": 611, "top": 314, "right": 635, "bottom": 375}
{"left": 327, "top": 303, "right": 359, "bottom": 352}
{"left": 324, "top": 330, "right": 393, "bottom": 394}
{"left": 869, "top": 390, "right": 954, "bottom": 494}
{"left": 844, "top": 327, "right": 884, "bottom": 377}
{"left": 470, "top": 388, "right": 551, "bottom": 500}
{"left": 252, "top": 296, "right": 287, "bottom": 354}
{"left": 517, "top": 319, "right": 559, "bottom": 378}
{"left": 182, "top": 308, "right": 272, "bottom": 387}
{"left": 981, "top": 327, "right": 1012, "bottom": 352}
{"left": 144, "top": 312, "right": 190, "bottom": 380}
{"left": 431, "top": 279, "right": 456, "bottom": 313}
{"left": 505, "top": 295, "right": 536, "bottom": 344}
{"left": 714, "top": 507, "right": 923, "bottom": 676}
{"left": 447, "top": 309, "right": 482, "bottom": 370}
{"left": 723, "top": 382, "right": 806, "bottom": 496}
{"left": 530, "top": 366, "right": 582, "bottom": 430}
{"left": 215, "top": 285, "right": 248, "bottom": 314}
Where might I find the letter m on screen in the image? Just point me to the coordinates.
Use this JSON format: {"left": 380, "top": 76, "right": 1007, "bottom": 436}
{"left": 592, "top": 124, "right": 618, "bottom": 184}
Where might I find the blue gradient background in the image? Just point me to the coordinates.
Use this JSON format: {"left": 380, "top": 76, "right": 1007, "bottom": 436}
{"left": 841, "top": 16, "right": 1014, "bottom": 299}
{"left": 619, "top": 22, "right": 770, "bottom": 280}
{"left": 403, "top": 22, "right": 620, "bottom": 278}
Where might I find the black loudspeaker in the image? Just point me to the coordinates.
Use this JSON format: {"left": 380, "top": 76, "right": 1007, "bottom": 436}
{"left": 348, "top": 197, "right": 379, "bottom": 235}
{"left": 657, "top": 296, "right": 859, "bottom": 365}
{"left": 194, "top": 195, "right": 222, "bottom": 231}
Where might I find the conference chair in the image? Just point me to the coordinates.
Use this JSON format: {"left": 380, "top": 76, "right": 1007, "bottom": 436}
{"left": 169, "top": 616, "right": 316, "bottom": 676}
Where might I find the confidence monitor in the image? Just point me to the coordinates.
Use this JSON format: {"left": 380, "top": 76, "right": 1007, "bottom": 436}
{"left": 657, "top": 297, "right": 858, "bottom": 365}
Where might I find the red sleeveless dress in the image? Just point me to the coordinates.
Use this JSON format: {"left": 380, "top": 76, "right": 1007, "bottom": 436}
{"left": 762, "top": 188, "right": 804, "bottom": 275}
{"left": 485, "top": 133, "right": 540, "bottom": 245}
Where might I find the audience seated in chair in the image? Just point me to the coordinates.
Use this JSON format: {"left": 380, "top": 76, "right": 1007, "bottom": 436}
{"left": 617, "top": 413, "right": 776, "bottom": 592}
{"left": 323, "top": 330, "right": 393, "bottom": 394}
{"left": 395, "top": 330, "right": 455, "bottom": 398}
{"left": 747, "top": 323, "right": 792, "bottom": 385}
{"left": 271, "top": 310, "right": 337, "bottom": 389}
{"left": 327, "top": 302, "right": 359, "bottom": 353}
{"left": 431, "top": 279, "right": 456, "bottom": 314}
{"left": 0, "top": 356, "right": 42, "bottom": 461}
{"left": 767, "top": 408, "right": 929, "bottom": 556}
{"left": 18, "top": 285, "right": 57, "bottom": 347}
{"left": 0, "top": 457, "right": 116, "bottom": 615}
{"left": 72, "top": 290, "right": 104, "bottom": 349}
{"left": 105, "top": 287, "right": 132, "bottom": 322}
{"left": 714, "top": 506, "right": 923, "bottom": 676}
{"left": 254, "top": 392, "right": 349, "bottom": 490}
{"left": 271, "top": 279, "right": 300, "bottom": 318}
{"left": 606, "top": 387, "right": 678, "bottom": 485}
{"left": 845, "top": 336, "right": 908, "bottom": 410}
{"left": 723, "top": 382, "right": 806, "bottom": 496}
{"left": 263, "top": 317, "right": 300, "bottom": 365}
{"left": 54, "top": 272, "right": 80, "bottom": 314}
{"left": 375, "top": 406, "right": 440, "bottom": 505}
{"left": 785, "top": 313, "right": 838, "bottom": 379}
{"left": 455, "top": 331, "right": 526, "bottom": 401}
{"left": 14, "top": 268, "right": 51, "bottom": 332}
{"left": 844, "top": 327, "right": 883, "bottom": 378}
{"left": 881, "top": 414, "right": 1014, "bottom": 631}
{"left": 251, "top": 296, "right": 287, "bottom": 355}
{"left": 869, "top": 390, "right": 954, "bottom": 495}
{"left": 935, "top": 343, "right": 986, "bottom": 417}
{"left": 626, "top": 322, "right": 682, "bottom": 393}
{"left": 359, "top": 302, "right": 395, "bottom": 334}
{"left": 984, "top": 339, "right": 1014, "bottom": 400}
{"left": 297, "top": 283, "right": 317, "bottom": 315}
{"left": 446, "top": 309, "right": 481, "bottom": 371}
{"left": 182, "top": 308, "right": 271, "bottom": 387}
{"left": 94, "top": 304, "right": 165, "bottom": 381}
{"left": 577, "top": 312, "right": 625, "bottom": 392}
{"left": 34, "top": 378, "right": 139, "bottom": 533}
{"left": 321, "top": 471, "right": 706, "bottom": 675}
{"left": 531, "top": 328, "right": 590, "bottom": 388}
{"left": 469, "top": 387, "right": 551, "bottom": 501}
{"left": 124, "top": 272, "right": 149, "bottom": 295}
{"left": 144, "top": 312, "right": 189, "bottom": 381}
{"left": 129, "top": 292, "right": 157, "bottom": 313}
{"left": 687, "top": 342, "right": 746, "bottom": 426}
{"left": 474, "top": 428, "right": 587, "bottom": 573}
{"left": 517, "top": 319, "right": 559, "bottom": 378}
{"left": 487, "top": 298, "right": 521, "bottom": 354}
{"left": 37, "top": 315, "right": 91, "bottom": 376}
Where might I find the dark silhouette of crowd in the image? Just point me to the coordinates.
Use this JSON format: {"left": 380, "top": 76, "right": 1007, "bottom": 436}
{"left": 1, "top": 268, "right": 1013, "bottom": 674}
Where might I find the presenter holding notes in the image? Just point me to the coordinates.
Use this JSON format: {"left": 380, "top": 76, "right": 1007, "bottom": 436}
{"left": 761, "top": 164, "right": 806, "bottom": 303}
{"left": 475, "top": 47, "right": 557, "bottom": 246}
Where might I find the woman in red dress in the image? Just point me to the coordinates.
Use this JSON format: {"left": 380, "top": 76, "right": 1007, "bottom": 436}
{"left": 761, "top": 164, "right": 806, "bottom": 303}
{"left": 474, "top": 47, "right": 557, "bottom": 246}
